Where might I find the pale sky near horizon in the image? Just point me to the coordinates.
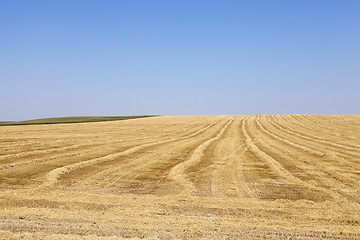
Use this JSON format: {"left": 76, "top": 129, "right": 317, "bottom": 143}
{"left": 1, "top": 0, "right": 359, "bottom": 121}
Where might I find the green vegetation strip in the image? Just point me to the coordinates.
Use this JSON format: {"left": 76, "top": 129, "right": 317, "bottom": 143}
{"left": 0, "top": 116, "right": 157, "bottom": 126}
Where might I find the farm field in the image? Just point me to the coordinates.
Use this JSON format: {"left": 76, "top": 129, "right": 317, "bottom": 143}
{"left": 0, "top": 115, "right": 360, "bottom": 239}
{"left": 0, "top": 115, "right": 155, "bottom": 126}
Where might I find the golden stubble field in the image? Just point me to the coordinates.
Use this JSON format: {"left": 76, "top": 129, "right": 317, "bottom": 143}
{"left": 0, "top": 115, "right": 360, "bottom": 239}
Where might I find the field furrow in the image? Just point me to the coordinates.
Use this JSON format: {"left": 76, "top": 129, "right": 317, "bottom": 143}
{"left": 274, "top": 115, "right": 360, "bottom": 152}
{"left": 169, "top": 118, "right": 235, "bottom": 195}
{"left": 256, "top": 116, "right": 360, "bottom": 201}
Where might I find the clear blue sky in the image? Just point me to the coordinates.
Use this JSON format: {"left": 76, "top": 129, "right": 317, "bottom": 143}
{"left": 1, "top": 0, "right": 359, "bottom": 121}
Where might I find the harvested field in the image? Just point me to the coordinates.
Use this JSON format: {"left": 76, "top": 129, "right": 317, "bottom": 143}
{"left": 0, "top": 115, "right": 360, "bottom": 239}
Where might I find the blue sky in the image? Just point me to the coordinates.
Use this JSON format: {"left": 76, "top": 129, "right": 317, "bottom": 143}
{"left": 1, "top": 0, "right": 359, "bottom": 121}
